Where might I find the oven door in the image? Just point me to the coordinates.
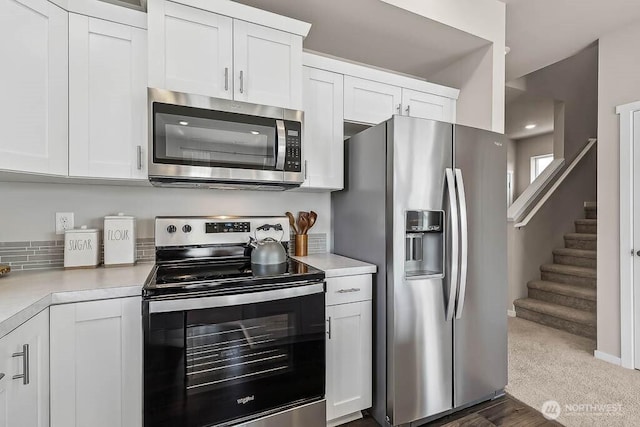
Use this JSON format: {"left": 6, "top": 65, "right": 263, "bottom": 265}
{"left": 143, "top": 283, "right": 325, "bottom": 427}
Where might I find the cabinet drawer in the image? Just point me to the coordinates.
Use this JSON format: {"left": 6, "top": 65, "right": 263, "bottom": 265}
{"left": 326, "top": 275, "right": 372, "bottom": 305}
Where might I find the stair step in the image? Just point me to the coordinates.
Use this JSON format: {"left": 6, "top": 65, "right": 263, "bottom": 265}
{"left": 564, "top": 233, "right": 597, "bottom": 250}
{"left": 527, "top": 280, "right": 596, "bottom": 312}
{"left": 540, "top": 264, "right": 596, "bottom": 287}
{"left": 584, "top": 203, "right": 597, "bottom": 220}
{"left": 575, "top": 219, "right": 597, "bottom": 234}
{"left": 553, "top": 248, "right": 597, "bottom": 268}
{"left": 514, "top": 298, "right": 596, "bottom": 339}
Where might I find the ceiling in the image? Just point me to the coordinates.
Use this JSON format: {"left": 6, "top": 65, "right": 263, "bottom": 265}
{"left": 505, "top": 87, "right": 555, "bottom": 140}
{"left": 499, "top": 0, "right": 640, "bottom": 80}
{"left": 233, "top": 0, "right": 489, "bottom": 79}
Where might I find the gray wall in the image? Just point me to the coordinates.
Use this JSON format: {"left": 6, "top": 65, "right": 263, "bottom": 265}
{"left": 524, "top": 44, "right": 598, "bottom": 162}
{"left": 507, "top": 45, "right": 598, "bottom": 311}
{"left": 597, "top": 22, "right": 640, "bottom": 358}
{"left": 514, "top": 132, "right": 554, "bottom": 198}
{"left": 0, "top": 181, "right": 331, "bottom": 246}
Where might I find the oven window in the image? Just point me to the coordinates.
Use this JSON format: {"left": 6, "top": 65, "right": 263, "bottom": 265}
{"left": 153, "top": 102, "right": 278, "bottom": 170}
{"left": 186, "top": 313, "right": 292, "bottom": 394}
{"left": 144, "top": 292, "right": 325, "bottom": 427}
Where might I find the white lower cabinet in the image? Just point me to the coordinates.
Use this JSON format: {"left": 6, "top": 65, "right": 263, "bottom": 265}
{"left": 0, "top": 309, "right": 50, "bottom": 427}
{"left": 50, "top": 297, "right": 142, "bottom": 427}
{"left": 325, "top": 275, "right": 372, "bottom": 425}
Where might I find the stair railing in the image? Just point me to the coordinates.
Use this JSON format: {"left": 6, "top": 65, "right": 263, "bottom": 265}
{"left": 512, "top": 138, "right": 597, "bottom": 229}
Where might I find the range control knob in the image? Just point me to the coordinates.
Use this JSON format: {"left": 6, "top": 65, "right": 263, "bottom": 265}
{"left": 167, "top": 225, "right": 177, "bottom": 234}
{"left": 182, "top": 224, "right": 192, "bottom": 233}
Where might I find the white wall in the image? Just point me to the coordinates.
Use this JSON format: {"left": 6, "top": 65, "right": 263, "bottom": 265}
{"left": 0, "top": 182, "right": 331, "bottom": 244}
{"left": 380, "top": 0, "right": 506, "bottom": 133}
{"left": 597, "top": 21, "right": 640, "bottom": 358}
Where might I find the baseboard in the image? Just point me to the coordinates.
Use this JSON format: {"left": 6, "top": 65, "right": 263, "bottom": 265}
{"left": 327, "top": 411, "right": 363, "bottom": 427}
{"left": 594, "top": 350, "right": 622, "bottom": 366}
{"left": 507, "top": 309, "right": 516, "bottom": 317}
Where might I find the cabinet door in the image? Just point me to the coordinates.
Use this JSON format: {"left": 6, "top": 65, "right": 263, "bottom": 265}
{"left": 402, "top": 88, "right": 456, "bottom": 123}
{"left": 0, "top": 0, "right": 68, "bottom": 175}
{"left": 69, "top": 14, "right": 148, "bottom": 179}
{"left": 233, "top": 20, "right": 303, "bottom": 110}
{"left": 302, "top": 67, "right": 344, "bottom": 190}
{"left": 148, "top": 0, "right": 233, "bottom": 99}
{"left": 0, "top": 309, "right": 49, "bottom": 427}
{"left": 344, "top": 76, "right": 402, "bottom": 125}
{"left": 326, "top": 301, "right": 372, "bottom": 422}
{"left": 50, "top": 297, "right": 142, "bottom": 427}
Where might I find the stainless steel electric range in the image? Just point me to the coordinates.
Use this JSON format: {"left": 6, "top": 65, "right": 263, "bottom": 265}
{"left": 143, "top": 216, "right": 326, "bottom": 427}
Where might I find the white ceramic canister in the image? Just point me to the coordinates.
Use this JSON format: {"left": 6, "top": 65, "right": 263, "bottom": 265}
{"left": 64, "top": 226, "right": 101, "bottom": 269}
{"left": 104, "top": 213, "right": 136, "bottom": 266}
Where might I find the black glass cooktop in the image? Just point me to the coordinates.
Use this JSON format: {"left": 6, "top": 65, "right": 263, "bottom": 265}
{"left": 143, "top": 257, "right": 324, "bottom": 298}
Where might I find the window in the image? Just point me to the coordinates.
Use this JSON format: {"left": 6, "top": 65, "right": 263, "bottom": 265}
{"left": 530, "top": 154, "right": 553, "bottom": 183}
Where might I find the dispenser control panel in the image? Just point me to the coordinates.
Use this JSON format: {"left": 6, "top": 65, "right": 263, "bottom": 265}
{"left": 406, "top": 210, "right": 443, "bottom": 232}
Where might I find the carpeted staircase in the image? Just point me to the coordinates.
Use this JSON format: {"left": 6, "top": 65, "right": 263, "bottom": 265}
{"left": 514, "top": 203, "right": 597, "bottom": 339}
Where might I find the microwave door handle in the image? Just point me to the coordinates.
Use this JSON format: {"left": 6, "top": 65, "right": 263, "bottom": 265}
{"left": 275, "top": 120, "right": 286, "bottom": 171}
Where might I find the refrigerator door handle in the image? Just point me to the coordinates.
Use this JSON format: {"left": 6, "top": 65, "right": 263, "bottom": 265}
{"left": 454, "top": 168, "right": 469, "bottom": 319}
{"left": 445, "top": 168, "right": 459, "bottom": 321}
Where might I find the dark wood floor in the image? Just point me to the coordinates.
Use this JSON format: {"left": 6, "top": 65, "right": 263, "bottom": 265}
{"left": 343, "top": 395, "right": 562, "bottom": 427}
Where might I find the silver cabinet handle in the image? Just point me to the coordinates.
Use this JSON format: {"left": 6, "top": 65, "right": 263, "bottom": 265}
{"left": 327, "top": 317, "right": 332, "bottom": 339}
{"left": 445, "top": 168, "right": 459, "bottom": 321}
{"left": 136, "top": 145, "right": 143, "bottom": 170}
{"left": 239, "top": 70, "right": 244, "bottom": 94}
{"left": 12, "top": 344, "right": 29, "bottom": 385}
{"left": 405, "top": 105, "right": 411, "bottom": 116}
{"left": 455, "top": 168, "right": 469, "bottom": 320}
{"left": 336, "top": 288, "right": 361, "bottom": 293}
{"left": 396, "top": 103, "right": 402, "bottom": 115}
{"left": 224, "top": 67, "right": 229, "bottom": 91}
{"left": 0, "top": 373, "right": 4, "bottom": 381}
{"left": 304, "top": 160, "right": 308, "bottom": 180}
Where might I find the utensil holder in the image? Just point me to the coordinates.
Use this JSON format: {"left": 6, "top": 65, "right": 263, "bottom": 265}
{"left": 294, "top": 234, "right": 308, "bottom": 257}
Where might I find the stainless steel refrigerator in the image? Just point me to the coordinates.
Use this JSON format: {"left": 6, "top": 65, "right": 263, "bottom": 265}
{"left": 332, "top": 116, "right": 507, "bottom": 426}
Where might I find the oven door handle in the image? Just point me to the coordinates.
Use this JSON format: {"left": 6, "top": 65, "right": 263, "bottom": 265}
{"left": 148, "top": 282, "right": 324, "bottom": 313}
{"left": 275, "top": 119, "right": 287, "bottom": 171}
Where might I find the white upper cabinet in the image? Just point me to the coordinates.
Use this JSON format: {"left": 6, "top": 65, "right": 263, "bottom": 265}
{"left": 401, "top": 88, "right": 456, "bottom": 122}
{"left": 69, "top": 13, "right": 148, "bottom": 179}
{"left": 0, "top": 309, "right": 50, "bottom": 427}
{"left": 148, "top": 0, "right": 233, "bottom": 99}
{"left": 302, "top": 67, "right": 344, "bottom": 190}
{"left": 148, "top": 0, "right": 306, "bottom": 110}
{"left": 50, "top": 297, "right": 142, "bottom": 427}
{"left": 0, "top": 0, "right": 68, "bottom": 176}
{"left": 344, "top": 76, "right": 402, "bottom": 125}
{"left": 233, "top": 20, "right": 302, "bottom": 110}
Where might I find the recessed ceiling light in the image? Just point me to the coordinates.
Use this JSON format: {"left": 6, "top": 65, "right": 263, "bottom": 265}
{"left": 250, "top": 131, "right": 260, "bottom": 135}
{"left": 179, "top": 121, "right": 189, "bottom": 126}
{"left": 525, "top": 124, "right": 537, "bottom": 130}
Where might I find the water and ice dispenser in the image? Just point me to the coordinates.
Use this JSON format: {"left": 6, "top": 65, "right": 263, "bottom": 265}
{"left": 405, "top": 210, "right": 444, "bottom": 279}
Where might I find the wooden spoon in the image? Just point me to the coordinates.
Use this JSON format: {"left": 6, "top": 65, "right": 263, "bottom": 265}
{"left": 308, "top": 211, "right": 318, "bottom": 231}
{"left": 301, "top": 212, "right": 310, "bottom": 234}
{"left": 285, "top": 211, "right": 299, "bottom": 234}
{"left": 298, "top": 213, "right": 309, "bottom": 235}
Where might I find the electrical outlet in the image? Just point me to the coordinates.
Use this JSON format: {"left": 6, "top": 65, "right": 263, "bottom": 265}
{"left": 55, "top": 212, "right": 74, "bottom": 235}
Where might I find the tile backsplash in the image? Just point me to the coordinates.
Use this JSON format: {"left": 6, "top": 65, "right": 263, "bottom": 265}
{"left": 0, "top": 234, "right": 327, "bottom": 271}
{"left": 0, "top": 238, "right": 155, "bottom": 271}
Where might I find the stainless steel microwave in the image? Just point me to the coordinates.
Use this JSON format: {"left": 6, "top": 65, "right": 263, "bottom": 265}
{"left": 148, "top": 88, "right": 304, "bottom": 190}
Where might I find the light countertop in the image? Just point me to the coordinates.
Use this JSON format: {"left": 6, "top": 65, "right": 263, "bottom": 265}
{"left": 0, "top": 263, "right": 153, "bottom": 339}
{"left": 292, "top": 253, "right": 376, "bottom": 278}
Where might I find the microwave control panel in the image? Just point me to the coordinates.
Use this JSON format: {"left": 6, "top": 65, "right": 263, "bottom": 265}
{"left": 284, "top": 122, "right": 302, "bottom": 172}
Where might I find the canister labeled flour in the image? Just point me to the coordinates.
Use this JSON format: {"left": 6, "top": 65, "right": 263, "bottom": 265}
{"left": 104, "top": 213, "right": 136, "bottom": 266}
